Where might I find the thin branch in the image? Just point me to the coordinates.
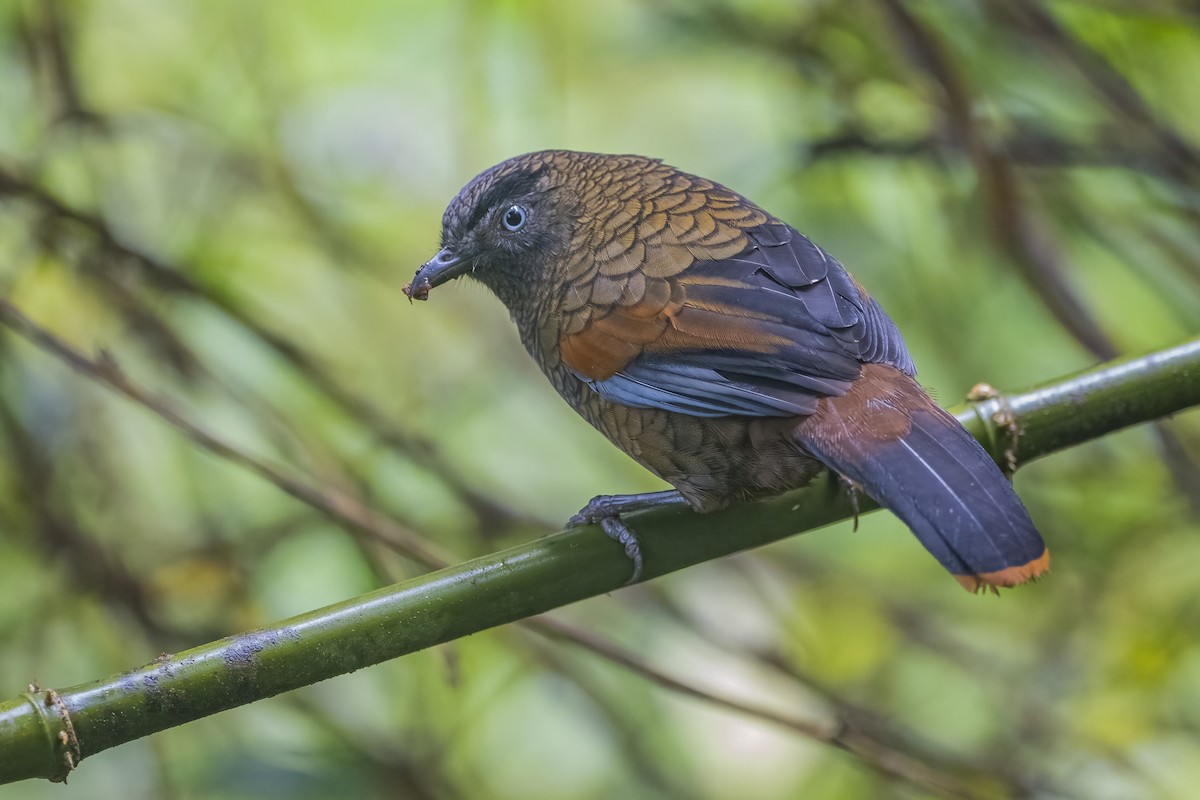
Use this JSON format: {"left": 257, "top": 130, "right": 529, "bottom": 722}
{"left": 876, "top": 0, "right": 1121, "bottom": 360}
{"left": 0, "top": 164, "right": 534, "bottom": 530}
{"left": 0, "top": 402, "right": 170, "bottom": 638}
{"left": 804, "top": 128, "right": 1200, "bottom": 192}
{"left": 0, "top": 297, "right": 451, "bottom": 569}
{"left": 30, "top": 0, "right": 104, "bottom": 128}
{"left": 528, "top": 615, "right": 1004, "bottom": 800}
{"left": 1000, "top": 0, "right": 1200, "bottom": 175}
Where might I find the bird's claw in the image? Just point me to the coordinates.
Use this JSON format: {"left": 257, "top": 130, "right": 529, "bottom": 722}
{"left": 567, "top": 494, "right": 619, "bottom": 527}
{"left": 837, "top": 473, "right": 863, "bottom": 532}
{"left": 568, "top": 495, "right": 644, "bottom": 584}
{"left": 600, "top": 517, "right": 644, "bottom": 585}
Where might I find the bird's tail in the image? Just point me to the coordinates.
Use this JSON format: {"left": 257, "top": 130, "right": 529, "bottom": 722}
{"left": 795, "top": 364, "right": 1048, "bottom": 591}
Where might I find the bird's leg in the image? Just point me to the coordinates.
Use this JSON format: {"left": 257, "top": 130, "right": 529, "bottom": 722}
{"left": 568, "top": 490, "right": 692, "bottom": 584}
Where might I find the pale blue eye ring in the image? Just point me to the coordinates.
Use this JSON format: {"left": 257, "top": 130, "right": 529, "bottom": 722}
{"left": 502, "top": 205, "right": 527, "bottom": 231}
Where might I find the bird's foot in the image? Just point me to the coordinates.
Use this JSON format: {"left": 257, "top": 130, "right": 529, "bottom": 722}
{"left": 568, "top": 490, "right": 691, "bottom": 585}
{"left": 569, "top": 494, "right": 629, "bottom": 527}
{"left": 569, "top": 495, "right": 646, "bottom": 585}
{"left": 601, "top": 515, "right": 645, "bottom": 585}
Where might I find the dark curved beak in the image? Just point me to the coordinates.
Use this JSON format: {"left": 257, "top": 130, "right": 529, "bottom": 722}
{"left": 404, "top": 248, "right": 468, "bottom": 301}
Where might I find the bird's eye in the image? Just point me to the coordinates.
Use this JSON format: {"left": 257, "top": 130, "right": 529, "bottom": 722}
{"left": 501, "top": 205, "right": 527, "bottom": 232}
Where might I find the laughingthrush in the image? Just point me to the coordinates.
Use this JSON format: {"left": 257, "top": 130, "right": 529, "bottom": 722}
{"left": 406, "top": 150, "right": 1049, "bottom": 591}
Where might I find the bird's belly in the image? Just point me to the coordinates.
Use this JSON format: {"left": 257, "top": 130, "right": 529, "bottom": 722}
{"left": 565, "top": 378, "right": 825, "bottom": 512}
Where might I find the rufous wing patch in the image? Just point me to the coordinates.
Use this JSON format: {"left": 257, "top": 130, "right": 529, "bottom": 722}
{"left": 560, "top": 296, "right": 679, "bottom": 380}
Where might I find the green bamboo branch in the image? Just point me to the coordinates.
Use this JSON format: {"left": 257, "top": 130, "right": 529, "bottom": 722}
{"left": 1, "top": 334, "right": 1198, "bottom": 787}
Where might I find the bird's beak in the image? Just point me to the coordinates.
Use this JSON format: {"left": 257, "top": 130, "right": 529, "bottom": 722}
{"left": 404, "top": 247, "right": 467, "bottom": 301}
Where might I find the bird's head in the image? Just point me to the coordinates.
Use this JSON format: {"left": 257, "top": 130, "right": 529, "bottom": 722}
{"left": 405, "top": 151, "right": 579, "bottom": 305}
{"left": 406, "top": 150, "right": 683, "bottom": 311}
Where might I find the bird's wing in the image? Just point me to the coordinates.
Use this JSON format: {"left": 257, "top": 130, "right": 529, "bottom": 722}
{"left": 559, "top": 205, "right": 915, "bottom": 418}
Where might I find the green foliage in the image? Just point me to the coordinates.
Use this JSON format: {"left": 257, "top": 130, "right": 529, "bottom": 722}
{"left": 1, "top": 0, "right": 1198, "bottom": 797}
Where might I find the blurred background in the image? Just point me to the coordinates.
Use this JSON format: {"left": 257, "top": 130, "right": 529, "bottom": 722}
{"left": 2, "top": 1, "right": 1199, "bottom": 798}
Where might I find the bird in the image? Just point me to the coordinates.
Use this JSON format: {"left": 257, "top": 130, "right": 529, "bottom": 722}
{"left": 404, "top": 150, "right": 1049, "bottom": 591}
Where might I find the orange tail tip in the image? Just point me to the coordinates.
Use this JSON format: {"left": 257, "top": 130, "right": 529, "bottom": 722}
{"left": 954, "top": 549, "right": 1051, "bottom": 593}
